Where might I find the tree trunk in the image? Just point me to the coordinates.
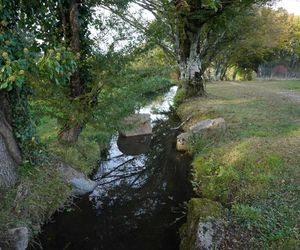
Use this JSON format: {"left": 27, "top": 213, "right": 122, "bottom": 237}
{"left": 214, "top": 63, "right": 221, "bottom": 81}
{"left": 59, "top": 124, "right": 82, "bottom": 144}
{"left": 232, "top": 67, "right": 238, "bottom": 80}
{"left": 220, "top": 66, "right": 228, "bottom": 81}
{"left": 59, "top": 0, "right": 84, "bottom": 143}
{"left": 0, "top": 92, "right": 22, "bottom": 189}
{"left": 177, "top": 32, "right": 206, "bottom": 97}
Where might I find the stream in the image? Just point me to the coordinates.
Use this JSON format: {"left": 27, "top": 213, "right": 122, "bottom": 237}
{"left": 34, "top": 86, "right": 193, "bottom": 250}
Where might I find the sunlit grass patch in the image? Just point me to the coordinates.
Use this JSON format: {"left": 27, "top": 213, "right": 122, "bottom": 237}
{"left": 36, "top": 117, "right": 106, "bottom": 175}
{"left": 192, "top": 137, "right": 284, "bottom": 204}
{"left": 255, "top": 80, "right": 300, "bottom": 91}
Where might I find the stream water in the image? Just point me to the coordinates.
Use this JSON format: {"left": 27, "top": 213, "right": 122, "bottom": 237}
{"left": 34, "top": 86, "right": 193, "bottom": 250}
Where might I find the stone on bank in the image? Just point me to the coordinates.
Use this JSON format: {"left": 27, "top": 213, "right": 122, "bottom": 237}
{"left": 0, "top": 227, "right": 29, "bottom": 250}
{"left": 176, "top": 118, "right": 226, "bottom": 152}
{"left": 52, "top": 158, "right": 97, "bottom": 196}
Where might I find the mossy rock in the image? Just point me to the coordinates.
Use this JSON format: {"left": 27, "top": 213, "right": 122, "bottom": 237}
{"left": 180, "top": 198, "right": 225, "bottom": 250}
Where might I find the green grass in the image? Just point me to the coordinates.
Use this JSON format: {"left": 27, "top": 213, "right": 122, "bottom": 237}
{"left": 36, "top": 116, "right": 108, "bottom": 175}
{"left": 256, "top": 80, "right": 300, "bottom": 91}
{"left": 177, "top": 80, "right": 300, "bottom": 248}
{"left": 0, "top": 163, "right": 71, "bottom": 246}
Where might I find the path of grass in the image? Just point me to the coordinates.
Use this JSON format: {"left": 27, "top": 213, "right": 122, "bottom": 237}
{"left": 178, "top": 80, "right": 300, "bottom": 249}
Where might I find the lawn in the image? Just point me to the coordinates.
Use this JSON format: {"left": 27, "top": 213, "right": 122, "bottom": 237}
{"left": 177, "top": 80, "right": 300, "bottom": 249}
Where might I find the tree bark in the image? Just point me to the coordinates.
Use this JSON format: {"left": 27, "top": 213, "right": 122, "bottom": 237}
{"left": 0, "top": 92, "right": 22, "bottom": 189}
{"left": 59, "top": 0, "right": 84, "bottom": 143}
{"left": 177, "top": 32, "right": 206, "bottom": 97}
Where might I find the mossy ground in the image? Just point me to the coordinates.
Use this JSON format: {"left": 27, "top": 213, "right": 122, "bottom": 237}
{"left": 0, "top": 162, "right": 71, "bottom": 247}
{"left": 177, "top": 80, "right": 300, "bottom": 249}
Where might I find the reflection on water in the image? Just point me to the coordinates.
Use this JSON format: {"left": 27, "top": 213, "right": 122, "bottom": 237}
{"left": 117, "top": 135, "right": 152, "bottom": 156}
{"left": 34, "top": 86, "right": 193, "bottom": 250}
{"left": 139, "top": 86, "right": 178, "bottom": 123}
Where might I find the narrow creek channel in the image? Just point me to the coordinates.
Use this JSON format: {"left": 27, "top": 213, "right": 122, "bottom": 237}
{"left": 33, "top": 86, "right": 193, "bottom": 250}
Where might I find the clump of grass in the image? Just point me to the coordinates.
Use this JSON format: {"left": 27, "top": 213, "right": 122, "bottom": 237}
{"left": 192, "top": 139, "right": 284, "bottom": 204}
{"left": 173, "top": 87, "right": 187, "bottom": 108}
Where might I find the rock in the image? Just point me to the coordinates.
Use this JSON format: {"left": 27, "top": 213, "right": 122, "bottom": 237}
{"left": 119, "top": 114, "right": 152, "bottom": 137}
{"left": 176, "top": 132, "right": 192, "bottom": 152}
{"left": 195, "top": 217, "right": 224, "bottom": 250}
{"left": 70, "top": 178, "right": 98, "bottom": 196}
{"left": 189, "top": 118, "right": 226, "bottom": 136}
{"left": 180, "top": 198, "right": 225, "bottom": 250}
{"left": 51, "top": 158, "right": 97, "bottom": 196}
{"left": 7, "top": 227, "right": 29, "bottom": 250}
{"left": 176, "top": 118, "right": 226, "bottom": 152}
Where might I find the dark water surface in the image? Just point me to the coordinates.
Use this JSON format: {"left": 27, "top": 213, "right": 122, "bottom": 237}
{"left": 33, "top": 87, "right": 193, "bottom": 250}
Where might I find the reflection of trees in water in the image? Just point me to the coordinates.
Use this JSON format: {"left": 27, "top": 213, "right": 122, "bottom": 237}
{"left": 89, "top": 117, "right": 191, "bottom": 236}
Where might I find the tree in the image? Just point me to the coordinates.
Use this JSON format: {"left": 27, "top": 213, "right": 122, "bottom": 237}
{"left": 99, "top": 0, "right": 272, "bottom": 96}
{"left": 0, "top": 0, "right": 76, "bottom": 188}
{"left": 0, "top": 0, "right": 31, "bottom": 188}
{"left": 211, "top": 7, "right": 299, "bottom": 80}
{"left": 58, "top": 0, "right": 94, "bottom": 143}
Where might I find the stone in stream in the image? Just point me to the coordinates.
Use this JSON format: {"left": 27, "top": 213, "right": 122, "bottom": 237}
{"left": 69, "top": 178, "right": 98, "bottom": 196}
{"left": 176, "top": 118, "right": 226, "bottom": 152}
{"left": 119, "top": 114, "right": 152, "bottom": 137}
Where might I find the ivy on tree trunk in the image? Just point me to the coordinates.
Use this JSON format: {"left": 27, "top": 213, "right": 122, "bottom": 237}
{"left": 58, "top": 0, "right": 90, "bottom": 143}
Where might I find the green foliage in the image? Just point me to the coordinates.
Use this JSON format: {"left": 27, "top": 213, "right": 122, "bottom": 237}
{"left": 36, "top": 48, "right": 77, "bottom": 86}
{"left": 210, "top": 7, "right": 300, "bottom": 80}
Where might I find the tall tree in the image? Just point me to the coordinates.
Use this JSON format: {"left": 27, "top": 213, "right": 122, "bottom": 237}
{"left": 100, "top": 0, "right": 272, "bottom": 96}
{"left": 0, "top": 0, "right": 33, "bottom": 188}
{"left": 58, "top": 0, "right": 93, "bottom": 143}
{"left": 0, "top": 0, "right": 76, "bottom": 188}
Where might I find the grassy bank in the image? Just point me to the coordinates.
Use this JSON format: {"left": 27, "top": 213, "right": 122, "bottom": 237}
{"left": 177, "top": 80, "right": 300, "bottom": 249}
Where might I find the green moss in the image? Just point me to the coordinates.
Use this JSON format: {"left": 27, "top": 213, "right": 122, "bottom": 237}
{"left": 186, "top": 198, "right": 224, "bottom": 223}
{"left": 180, "top": 198, "right": 224, "bottom": 250}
